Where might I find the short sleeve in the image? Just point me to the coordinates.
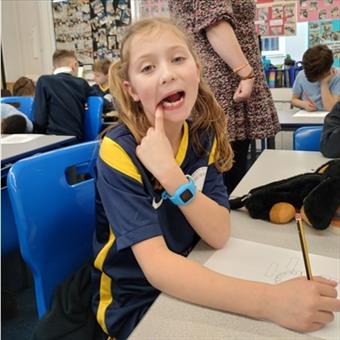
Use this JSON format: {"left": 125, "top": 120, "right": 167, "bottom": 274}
{"left": 292, "top": 71, "right": 303, "bottom": 97}
{"left": 330, "top": 72, "right": 340, "bottom": 96}
{"left": 202, "top": 164, "right": 230, "bottom": 209}
{"left": 192, "top": 0, "right": 236, "bottom": 33}
{"left": 96, "top": 140, "right": 161, "bottom": 251}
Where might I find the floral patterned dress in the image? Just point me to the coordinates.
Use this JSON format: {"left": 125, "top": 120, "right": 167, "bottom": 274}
{"left": 168, "top": 0, "right": 280, "bottom": 141}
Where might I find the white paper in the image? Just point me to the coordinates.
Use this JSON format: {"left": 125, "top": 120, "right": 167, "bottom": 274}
{"left": 1, "top": 134, "right": 42, "bottom": 144}
{"left": 293, "top": 110, "right": 328, "bottom": 118}
{"left": 204, "top": 238, "right": 340, "bottom": 339}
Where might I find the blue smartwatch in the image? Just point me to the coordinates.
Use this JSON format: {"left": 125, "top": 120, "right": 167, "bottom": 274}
{"left": 161, "top": 175, "right": 196, "bottom": 206}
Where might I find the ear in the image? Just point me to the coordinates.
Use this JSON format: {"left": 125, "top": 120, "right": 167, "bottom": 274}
{"left": 123, "top": 80, "right": 140, "bottom": 102}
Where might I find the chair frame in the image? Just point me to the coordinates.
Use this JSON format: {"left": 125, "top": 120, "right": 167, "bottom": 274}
{"left": 7, "top": 141, "right": 99, "bottom": 317}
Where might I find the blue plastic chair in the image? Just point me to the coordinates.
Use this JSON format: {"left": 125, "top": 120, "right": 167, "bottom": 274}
{"left": 0, "top": 96, "right": 34, "bottom": 120}
{"left": 7, "top": 141, "right": 99, "bottom": 318}
{"left": 84, "top": 96, "right": 104, "bottom": 141}
{"left": 293, "top": 125, "right": 323, "bottom": 151}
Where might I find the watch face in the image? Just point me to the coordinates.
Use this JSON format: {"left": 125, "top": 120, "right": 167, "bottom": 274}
{"left": 180, "top": 189, "right": 193, "bottom": 202}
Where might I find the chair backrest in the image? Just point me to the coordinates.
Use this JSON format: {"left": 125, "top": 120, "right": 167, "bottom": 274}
{"left": 0, "top": 96, "right": 34, "bottom": 120}
{"left": 293, "top": 125, "right": 323, "bottom": 151}
{"left": 7, "top": 141, "right": 99, "bottom": 318}
{"left": 84, "top": 96, "right": 104, "bottom": 141}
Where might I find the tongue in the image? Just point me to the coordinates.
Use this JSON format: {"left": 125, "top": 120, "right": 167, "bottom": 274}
{"left": 165, "top": 92, "right": 181, "bottom": 103}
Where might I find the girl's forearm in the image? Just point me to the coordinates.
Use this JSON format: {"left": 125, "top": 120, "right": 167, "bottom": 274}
{"left": 206, "top": 20, "right": 252, "bottom": 78}
{"left": 143, "top": 245, "right": 270, "bottom": 320}
{"left": 180, "top": 192, "right": 230, "bottom": 249}
{"left": 159, "top": 165, "right": 230, "bottom": 249}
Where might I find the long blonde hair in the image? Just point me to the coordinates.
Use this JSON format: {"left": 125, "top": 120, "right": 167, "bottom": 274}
{"left": 109, "top": 17, "right": 233, "bottom": 172}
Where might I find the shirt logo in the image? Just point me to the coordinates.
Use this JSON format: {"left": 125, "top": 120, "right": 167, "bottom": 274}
{"left": 152, "top": 197, "right": 163, "bottom": 209}
{"left": 191, "top": 166, "right": 208, "bottom": 191}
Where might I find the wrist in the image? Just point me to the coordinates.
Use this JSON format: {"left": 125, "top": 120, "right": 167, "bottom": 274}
{"left": 157, "top": 163, "right": 187, "bottom": 195}
{"left": 237, "top": 64, "right": 253, "bottom": 78}
{"left": 258, "top": 283, "right": 276, "bottom": 321}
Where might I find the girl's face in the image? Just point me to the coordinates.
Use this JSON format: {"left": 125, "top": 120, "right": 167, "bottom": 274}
{"left": 124, "top": 28, "right": 200, "bottom": 126}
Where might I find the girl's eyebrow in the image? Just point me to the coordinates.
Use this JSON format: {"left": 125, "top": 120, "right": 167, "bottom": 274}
{"left": 133, "top": 45, "right": 188, "bottom": 63}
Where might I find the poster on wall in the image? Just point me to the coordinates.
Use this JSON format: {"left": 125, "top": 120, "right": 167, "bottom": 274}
{"left": 52, "top": 0, "right": 131, "bottom": 64}
{"left": 255, "top": 1, "right": 297, "bottom": 37}
{"left": 298, "top": 0, "right": 340, "bottom": 22}
{"left": 308, "top": 19, "right": 340, "bottom": 67}
{"left": 138, "top": 0, "right": 169, "bottom": 17}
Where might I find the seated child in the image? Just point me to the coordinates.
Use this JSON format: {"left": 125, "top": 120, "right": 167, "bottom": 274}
{"left": 292, "top": 44, "right": 340, "bottom": 112}
{"left": 92, "top": 17, "right": 340, "bottom": 340}
{"left": 1, "top": 103, "right": 33, "bottom": 133}
{"left": 32, "top": 49, "right": 95, "bottom": 141}
{"left": 92, "top": 59, "right": 114, "bottom": 113}
{"left": 320, "top": 100, "right": 340, "bottom": 158}
{"left": 12, "top": 76, "right": 35, "bottom": 96}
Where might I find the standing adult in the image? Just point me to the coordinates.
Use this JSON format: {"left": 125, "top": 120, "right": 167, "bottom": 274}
{"left": 168, "top": 0, "right": 280, "bottom": 193}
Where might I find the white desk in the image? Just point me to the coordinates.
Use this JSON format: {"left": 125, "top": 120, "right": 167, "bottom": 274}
{"left": 1, "top": 134, "right": 76, "bottom": 165}
{"left": 128, "top": 150, "right": 339, "bottom": 340}
{"left": 277, "top": 108, "right": 325, "bottom": 131}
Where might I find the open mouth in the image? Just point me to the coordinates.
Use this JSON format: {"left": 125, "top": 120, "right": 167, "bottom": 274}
{"left": 160, "top": 91, "right": 185, "bottom": 109}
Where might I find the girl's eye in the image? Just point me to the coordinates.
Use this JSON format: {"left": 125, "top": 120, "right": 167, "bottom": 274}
{"left": 173, "top": 56, "right": 185, "bottom": 64}
{"left": 141, "top": 65, "right": 154, "bottom": 73}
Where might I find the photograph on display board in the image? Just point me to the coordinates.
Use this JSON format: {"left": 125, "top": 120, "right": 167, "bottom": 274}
{"left": 308, "top": 19, "right": 340, "bottom": 67}
{"left": 255, "top": 1, "right": 297, "bottom": 37}
{"left": 52, "top": 0, "right": 131, "bottom": 65}
{"left": 138, "top": 0, "right": 169, "bottom": 17}
{"left": 298, "top": 0, "right": 340, "bottom": 22}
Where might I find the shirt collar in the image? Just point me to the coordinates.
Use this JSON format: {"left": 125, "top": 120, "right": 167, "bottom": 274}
{"left": 53, "top": 67, "right": 73, "bottom": 75}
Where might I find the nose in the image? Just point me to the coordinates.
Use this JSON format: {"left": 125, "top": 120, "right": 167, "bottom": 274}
{"left": 160, "top": 62, "right": 175, "bottom": 85}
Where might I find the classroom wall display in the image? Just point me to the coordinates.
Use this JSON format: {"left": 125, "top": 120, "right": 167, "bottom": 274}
{"left": 308, "top": 19, "right": 340, "bottom": 67}
{"left": 52, "top": 0, "right": 131, "bottom": 64}
{"left": 298, "top": 0, "right": 340, "bottom": 23}
{"left": 255, "top": 0, "right": 297, "bottom": 37}
{"left": 137, "top": 0, "right": 169, "bottom": 17}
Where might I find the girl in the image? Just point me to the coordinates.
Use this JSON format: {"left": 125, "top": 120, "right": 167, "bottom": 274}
{"left": 93, "top": 17, "right": 340, "bottom": 340}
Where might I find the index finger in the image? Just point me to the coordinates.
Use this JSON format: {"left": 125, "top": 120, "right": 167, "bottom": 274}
{"left": 154, "top": 105, "right": 164, "bottom": 132}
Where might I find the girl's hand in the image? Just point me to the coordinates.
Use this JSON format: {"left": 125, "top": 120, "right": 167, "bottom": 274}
{"left": 303, "top": 100, "right": 317, "bottom": 111}
{"left": 266, "top": 276, "right": 340, "bottom": 332}
{"left": 233, "top": 78, "right": 254, "bottom": 102}
{"left": 136, "top": 106, "right": 177, "bottom": 180}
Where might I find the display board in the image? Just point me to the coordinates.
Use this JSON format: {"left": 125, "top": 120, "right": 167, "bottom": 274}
{"left": 297, "top": 0, "right": 340, "bottom": 22}
{"left": 308, "top": 19, "right": 340, "bottom": 67}
{"left": 255, "top": 0, "right": 297, "bottom": 37}
{"left": 137, "top": 0, "right": 169, "bottom": 17}
{"left": 52, "top": 0, "right": 131, "bottom": 64}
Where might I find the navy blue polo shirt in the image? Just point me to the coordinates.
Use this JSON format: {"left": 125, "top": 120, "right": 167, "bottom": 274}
{"left": 92, "top": 121, "right": 229, "bottom": 339}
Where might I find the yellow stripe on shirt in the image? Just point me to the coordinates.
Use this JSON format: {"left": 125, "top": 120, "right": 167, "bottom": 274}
{"left": 94, "top": 227, "right": 116, "bottom": 334}
{"left": 208, "top": 137, "right": 217, "bottom": 165}
{"left": 100, "top": 137, "right": 142, "bottom": 183}
{"left": 175, "top": 121, "right": 189, "bottom": 166}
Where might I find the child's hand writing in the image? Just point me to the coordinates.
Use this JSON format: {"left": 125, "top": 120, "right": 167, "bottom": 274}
{"left": 136, "top": 106, "right": 178, "bottom": 181}
{"left": 266, "top": 276, "right": 340, "bottom": 332}
{"left": 303, "top": 100, "right": 317, "bottom": 112}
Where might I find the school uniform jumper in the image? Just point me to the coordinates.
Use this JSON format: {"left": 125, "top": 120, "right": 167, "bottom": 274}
{"left": 33, "top": 71, "right": 94, "bottom": 140}
{"left": 93, "top": 121, "right": 229, "bottom": 339}
{"left": 320, "top": 100, "right": 340, "bottom": 158}
{"left": 91, "top": 84, "right": 114, "bottom": 113}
